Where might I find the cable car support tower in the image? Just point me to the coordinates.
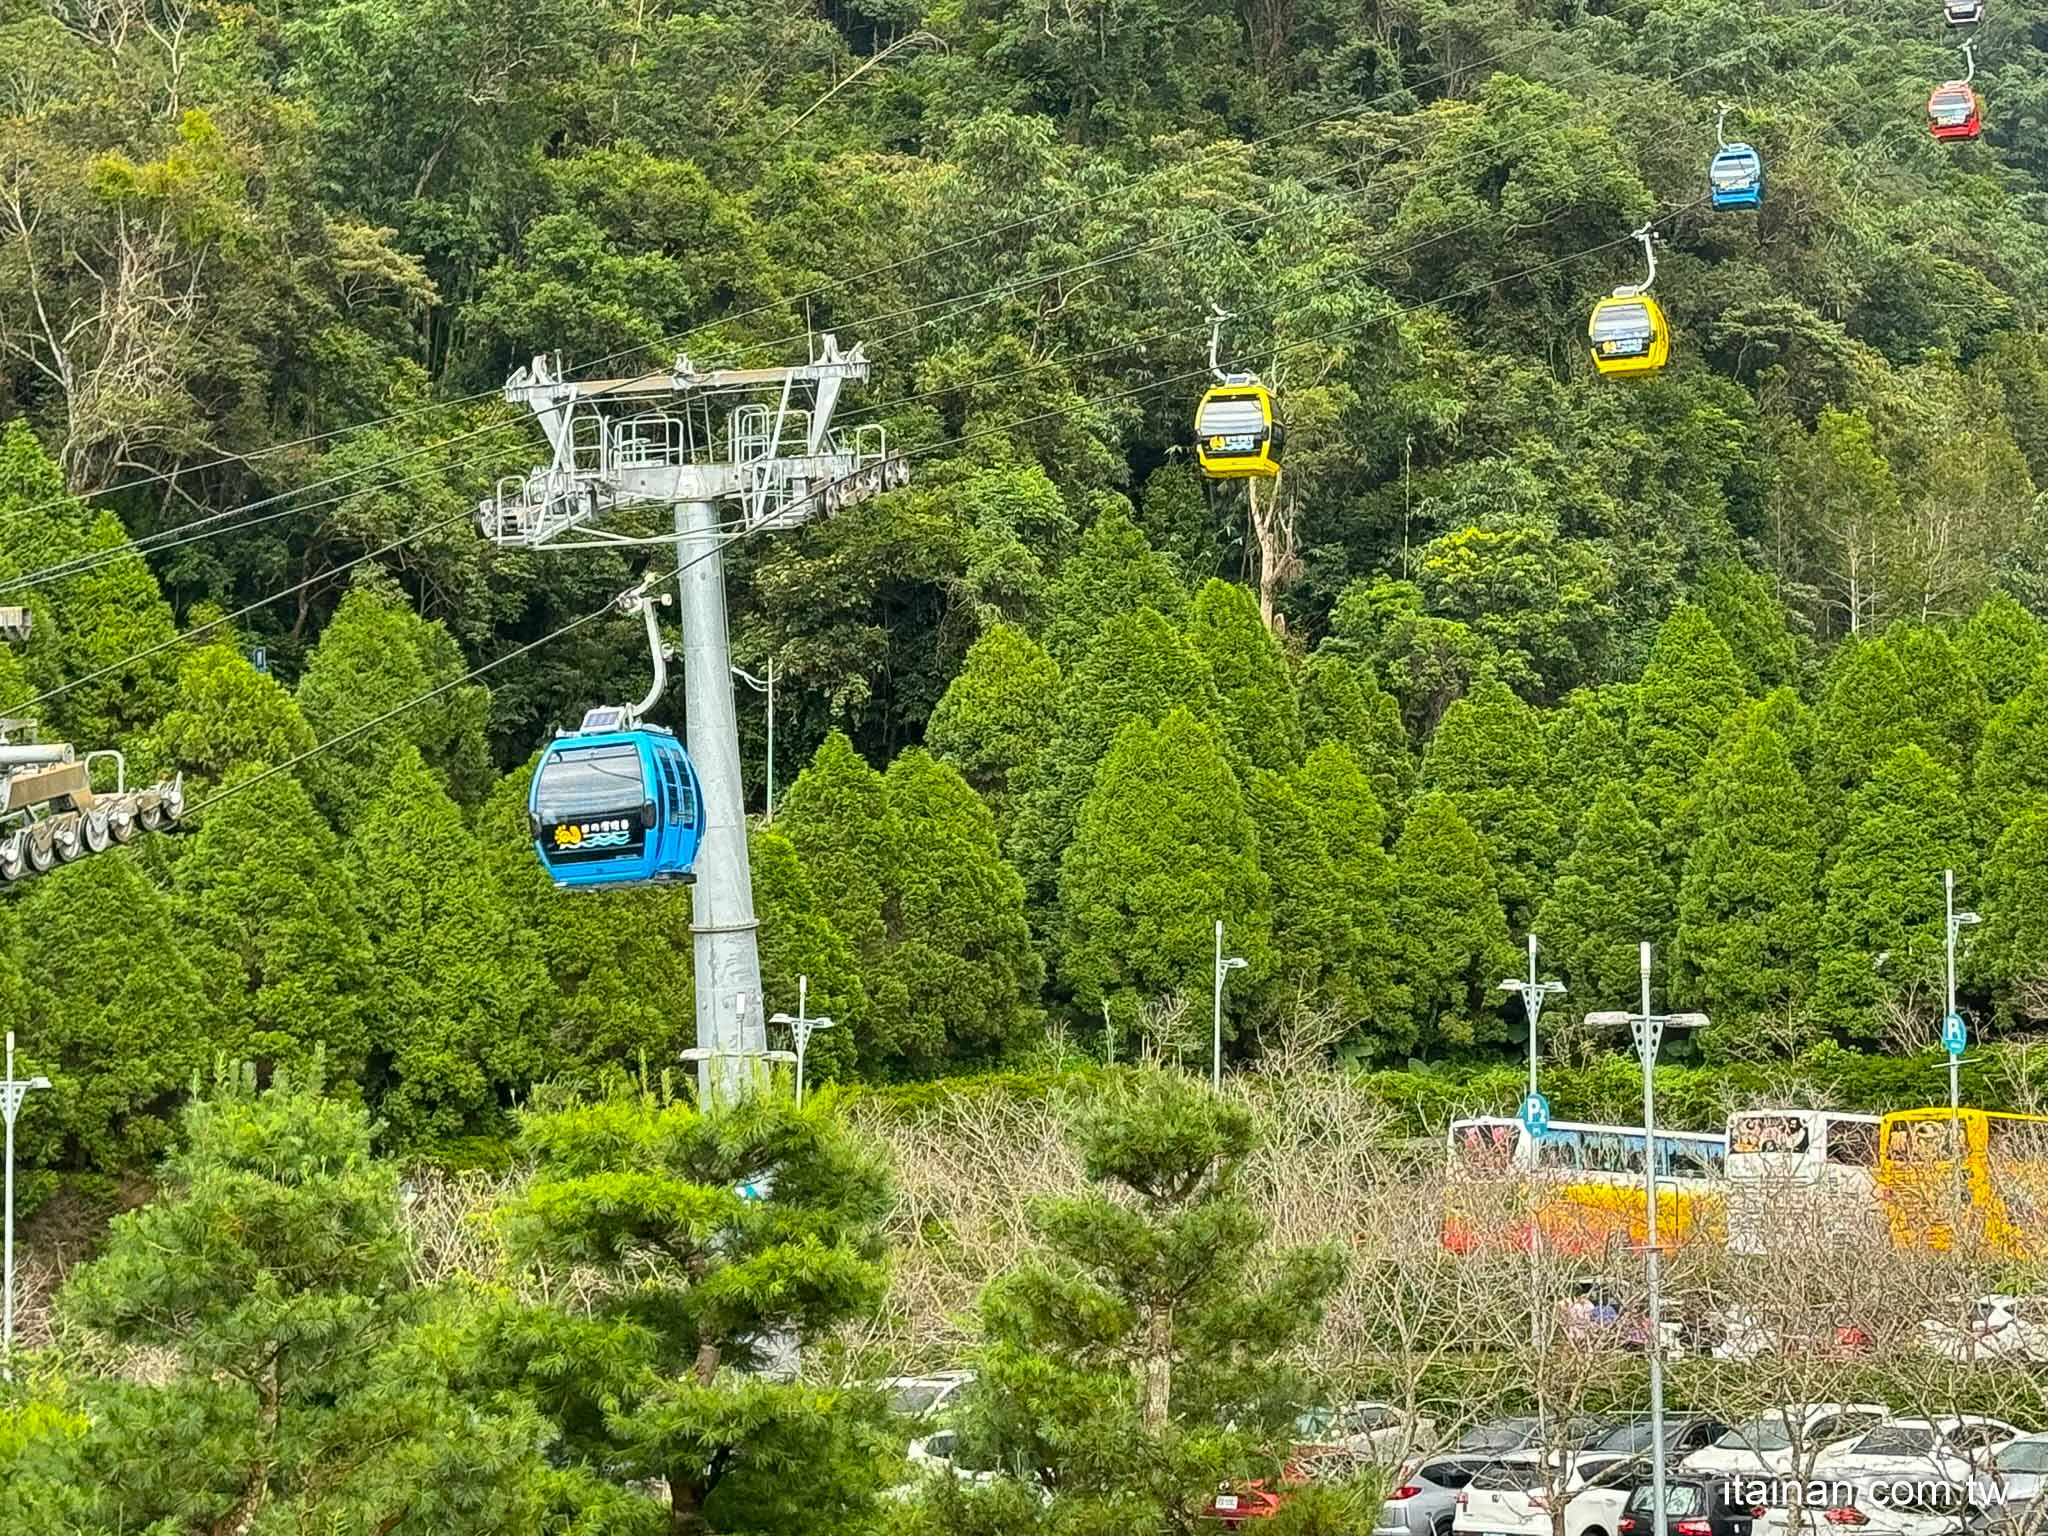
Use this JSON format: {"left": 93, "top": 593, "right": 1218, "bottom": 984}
{"left": 479, "top": 338, "right": 907, "bottom": 1103}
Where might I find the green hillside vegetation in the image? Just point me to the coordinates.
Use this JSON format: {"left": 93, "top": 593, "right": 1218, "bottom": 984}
{"left": 5, "top": 0, "right": 2048, "bottom": 1189}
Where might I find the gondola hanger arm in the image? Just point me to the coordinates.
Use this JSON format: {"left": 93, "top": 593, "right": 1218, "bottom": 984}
{"left": 1962, "top": 37, "right": 1975, "bottom": 84}
{"left": 1613, "top": 223, "right": 1659, "bottom": 298}
{"left": 1207, "top": 304, "right": 1231, "bottom": 381}
{"left": 1717, "top": 103, "right": 1731, "bottom": 150}
{"left": 614, "top": 578, "right": 675, "bottom": 726}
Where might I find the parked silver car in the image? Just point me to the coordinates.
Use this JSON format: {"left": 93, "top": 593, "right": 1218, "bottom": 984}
{"left": 1379, "top": 1457, "right": 1507, "bottom": 1536}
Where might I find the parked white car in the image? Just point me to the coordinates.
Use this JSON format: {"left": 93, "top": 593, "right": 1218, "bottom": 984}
{"left": 1975, "top": 1436, "right": 2048, "bottom": 1510}
{"left": 1920, "top": 1298, "right": 2048, "bottom": 1365}
{"left": 1684, "top": 1407, "right": 1893, "bottom": 1479}
{"left": 883, "top": 1370, "right": 974, "bottom": 1419}
{"left": 1452, "top": 1452, "right": 1652, "bottom": 1536}
{"left": 1818, "top": 1417, "right": 2023, "bottom": 1484}
{"left": 1755, "top": 1479, "right": 1971, "bottom": 1536}
{"left": 1296, "top": 1402, "right": 1440, "bottom": 1463}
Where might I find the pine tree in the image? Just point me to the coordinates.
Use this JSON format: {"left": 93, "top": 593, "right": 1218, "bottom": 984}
{"left": 1886, "top": 624, "right": 1988, "bottom": 776}
{"left": 1981, "top": 800, "right": 2048, "bottom": 1024}
{"left": 348, "top": 748, "right": 551, "bottom": 1147}
{"left": 1185, "top": 578, "right": 1302, "bottom": 771}
{"left": 1957, "top": 591, "right": 2043, "bottom": 706}
{"left": 1814, "top": 637, "right": 1917, "bottom": 803}
{"left": 42, "top": 1075, "right": 561, "bottom": 1533}
{"left": 776, "top": 730, "right": 911, "bottom": 1057}
{"left": 1420, "top": 679, "right": 1561, "bottom": 932}
{"left": 751, "top": 826, "right": 864, "bottom": 1083}
{"left": 477, "top": 761, "right": 694, "bottom": 1082}
{"left": 1038, "top": 497, "right": 1187, "bottom": 663}
{"left": 1974, "top": 656, "right": 2048, "bottom": 845}
{"left": 924, "top": 621, "right": 1061, "bottom": 819}
{"left": 295, "top": 573, "right": 492, "bottom": 829}
{"left": 1007, "top": 607, "right": 1221, "bottom": 913}
{"left": 1057, "top": 708, "right": 1271, "bottom": 1030}
{"left": 0, "top": 418, "right": 91, "bottom": 577}
{"left": 176, "top": 769, "right": 374, "bottom": 1085}
{"left": 1695, "top": 558, "right": 1799, "bottom": 690}
{"left": 1629, "top": 605, "right": 1747, "bottom": 837}
{"left": 881, "top": 749, "right": 1044, "bottom": 1069}
{"left": 13, "top": 852, "right": 218, "bottom": 1173}
{"left": 1294, "top": 743, "right": 1408, "bottom": 1051}
{"left": 1543, "top": 689, "right": 1634, "bottom": 846}
{"left": 46, "top": 510, "right": 182, "bottom": 761}
{"left": 1812, "top": 746, "right": 1975, "bottom": 1043}
{"left": 1246, "top": 767, "right": 1345, "bottom": 1003}
{"left": 1297, "top": 645, "right": 1415, "bottom": 813}
{"left": 958, "top": 1070, "right": 1343, "bottom": 1524}
{"left": 1390, "top": 792, "right": 1517, "bottom": 1052}
{"left": 149, "top": 641, "right": 318, "bottom": 798}
{"left": 1535, "top": 782, "right": 1675, "bottom": 1008}
{"left": 485, "top": 1090, "right": 894, "bottom": 1534}
{"left": 1674, "top": 722, "right": 1821, "bottom": 1030}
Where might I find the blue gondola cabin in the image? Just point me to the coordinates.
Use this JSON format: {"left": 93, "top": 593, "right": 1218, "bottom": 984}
{"left": 1708, "top": 144, "right": 1764, "bottom": 209}
{"left": 530, "top": 709, "right": 704, "bottom": 888}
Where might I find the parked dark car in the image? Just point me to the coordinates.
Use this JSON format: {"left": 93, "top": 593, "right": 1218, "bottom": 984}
{"left": 1577, "top": 1417, "right": 1734, "bottom": 1479}
{"left": 1618, "top": 1477, "right": 1762, "bottom": 1536}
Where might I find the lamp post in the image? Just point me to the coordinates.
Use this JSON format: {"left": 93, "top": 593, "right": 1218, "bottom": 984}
{"left": 2, "top": 1031, "right": 51, "bottom": 1372}
{"left": 769, "top": 974, "right": 835, "bottom": 1108}
{"left": 680, "top": 1043, "right": 797, "bottom": 1103}
{"left": 1212, "top": 919, "right": 1247, "bottom": 1092}
{"left": 1498, "top": 934, "right": 1564, "bottom": 1347}
{"left": 1944, "top": 868, "right": 1980, "bottom": 1219}
{"left": 1585, "top": 944, "right": 1709, "bottom": 1536}
{"left": 731, "top": 658, "right": 777, "bottom": 823}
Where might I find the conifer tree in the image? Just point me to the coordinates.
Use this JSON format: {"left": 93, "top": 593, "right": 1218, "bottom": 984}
{"left": 295, "top": 573, "right": 493, "bottom": 828}
{"left": 1812, "top": 746, "right": 1975, "bottom": 1042}
{"left": 1974, "top": 656, "right": 2048, "bottom": 845}
{"left": 1886, "top": 625, "right": 1987, "bottom": 775}
{"left": 1390, "top": 792, "right": 1517, "bottom": 1051}
{"left": 485, "top": 1089, "right": 894, "bottom": 1535}
{"left": 1536, "top": 782, "right": 1674, "bottom": 1008}
{"left": 1057, "top": 709, "right": 1271, "bottom": 1031}
{"left": 1297, "top": 645, "right": 1415, "bottom": 813}
{"left": 1420, "top": 679, "right": 1561, "bottom": 931}
{"left": 176, "top": 769, "right": 374, "bottom": 1085}
{"left": 478, "top": 762, "right": 695, "bottom": 1081}
{"left": 1814, "top": 637, "right": 1917, "bottom": 802}
{"left": 150, "top": 641, "right": 318, "bottom": 798}
{"left": 1294, "top": 743, "right": 1408, "bottom": 1048}
{"left": 13, "top": 852, "right": 218, "bottom": 1173}
{"left": 348, "top": 748, "right": 551, "bottom": 1147}
{"left": 1007, "top": 607, "right": 1222, "bottom": 912}
{"left": 1674, "top": 723, "right": 1821, "bottom": 1030}
{"left": 924, "top": 621, "right": 1061, "bottom": 819}
{"left": 1981, "top": 801, "right": 2048, "bottom": 1024}
{"left": 1629, "top": 605, "right": 1747, "bottom": 837}
{"left": 776, "top": 730, "right": 911, "bottom": 1057}
{"left": 1246, "top": 767, "right": 1345, "bottom": 1003}
{"left": 881, "top": 749, "right": 1044, "bottom": 1069}
{"left": 1543, "top": 690, "right": 1634, "bottom": 846}
{"left": 1696, "top": 558, "right": 1799, "bottom": 690}
{"left": 1957, "top": 591, "right": 2043, "bottom": 705}
{"left": 955, "top": 1070, "right": 1342, "bottom": 1525}
{"left": 751, "top": 827, "right": 864, "bottom": 1083}
{"left": 1038, "top": 497, "right": 1187, "bottom": 663}
{"left": 1185, "top": 578, "right": 1302, "bottom": 771}
{"left": 46, "top": 510, "right": 182, "bottom": 760}
{"left": 0, "top": 418, "right": 90, "bottom": 577}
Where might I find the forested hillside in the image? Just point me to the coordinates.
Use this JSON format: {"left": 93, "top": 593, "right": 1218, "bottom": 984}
{"left": 6, "top": 0, "right": 2048, "bottom": 1180}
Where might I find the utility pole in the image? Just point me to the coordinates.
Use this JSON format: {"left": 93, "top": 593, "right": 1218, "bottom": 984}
{"left": 1944, "top": 869, "right": 1980, "bottom": 1229}
{"left": 2, "top": 1031, "right": 51, "bottom": 1373}
{"left": 769, "top": 974, "right": 834, "bottom": 1108}
{"left": 1212, "top": 919, "right": 1247, "bottom": 1092}
{"left": 481, "top": 340, "right": 905, "bottom": 1103}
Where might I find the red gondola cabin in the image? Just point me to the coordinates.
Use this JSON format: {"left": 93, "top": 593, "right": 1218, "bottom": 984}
{"left": 1928, "top": 81, "right": 1982, "bottom": 140}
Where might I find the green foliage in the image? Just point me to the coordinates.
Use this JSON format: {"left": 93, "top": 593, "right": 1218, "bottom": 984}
{"left": 1057, "top": 709, "right": 1272, "bottom": 1034}
{"left": 1297, "top": 646, "right": 1415, "bottom": 815}
{"left": 148, "top": 641, "right": 318, "bottom": 797}
{"left": 1629, "top": 606, "right": 1748, "bottom": 841}
{"left": 1957, "top": 592, "right": 2044, "bottom": 705}
{"left": 485, "top": 1089, "right": 893, "bottom": 1533}
{"left": 1975, "top": 657, "right": 2048, "bottom": 846}
{"left": 1389, "top": 793, "right": 1516, "bottom": 1053}
{"left": 1038, "top": 498, "right": 1187, "bottom": 665}
{"left": 1536, "top": 783, "right": 1675, "bottom": 1009}
{"left": 1981, "top": 801, "right": 2048, "bottom": 1027}
{"left": 751, "top": 826, "right": 865, "bottom": 1084}
{"left": 925, "top": 622, "right": 1062, "bottom": 820}
{"left": 1186, "top": 578, "right": 1303, "bottom": 771}
{"left": 1674, "top": 722, "right": 1820, "bottom": 1034}
{"left": 1812, "top": 747, "right": 1975, "bottom": 1044}
{"left": 1420, "top": 679, "right": 1561, "bottom": 932}
{"left": 959, "top": 1069, "right": 1343, "bottom": 1525}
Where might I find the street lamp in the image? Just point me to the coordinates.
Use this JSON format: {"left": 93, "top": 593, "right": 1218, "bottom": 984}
{"left": 680, "top": 1044, "right": 798, "bottom": 1104}
{"left": 731, "top": 659, "right": 777, "bottom": 823}
{"left": 1212, "top": 919, "right": 1247, "bottom": 1092}
{"left": 768, "top": 973, "right": 835, "bottom": 1108}
{"left": 1585, "top": 943, "right": 1709, "bottom": 1536}
{"left": 1498, "top": 934, "right": 1564, "bottom": 1346}
{"left": 2, "top": 1030, "right": 52, "bottom": 1372}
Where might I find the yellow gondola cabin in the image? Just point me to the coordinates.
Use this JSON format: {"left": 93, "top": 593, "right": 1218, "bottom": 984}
{"left": 1588, "top": 294, "right": 1671, "bottom": 376}
{"left": 1193, "top": 380, "right": 1284, "bottom": 479}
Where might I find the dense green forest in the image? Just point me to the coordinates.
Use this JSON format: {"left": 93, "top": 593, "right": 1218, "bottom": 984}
{"left": 7, "top": 0, "right": 2048, "bottom": 1187}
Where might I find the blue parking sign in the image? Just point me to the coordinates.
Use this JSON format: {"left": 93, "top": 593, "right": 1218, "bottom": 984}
{"left": 1521, "top": 1090, "right": 1551, "bottom": 1137}
{"left": 1942, "top": 1013, "right": 1968, "bottom": 1057}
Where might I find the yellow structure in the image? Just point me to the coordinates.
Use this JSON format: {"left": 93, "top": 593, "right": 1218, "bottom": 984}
{"left": 1193, "top": 380, "right": 1284, "bottom": 479}
{"left": 1588, "top": 294, "right": 1671, "bottom": 376}
{"left": 1878, "top": 1106, "right": 2048, "bottom": 1257}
